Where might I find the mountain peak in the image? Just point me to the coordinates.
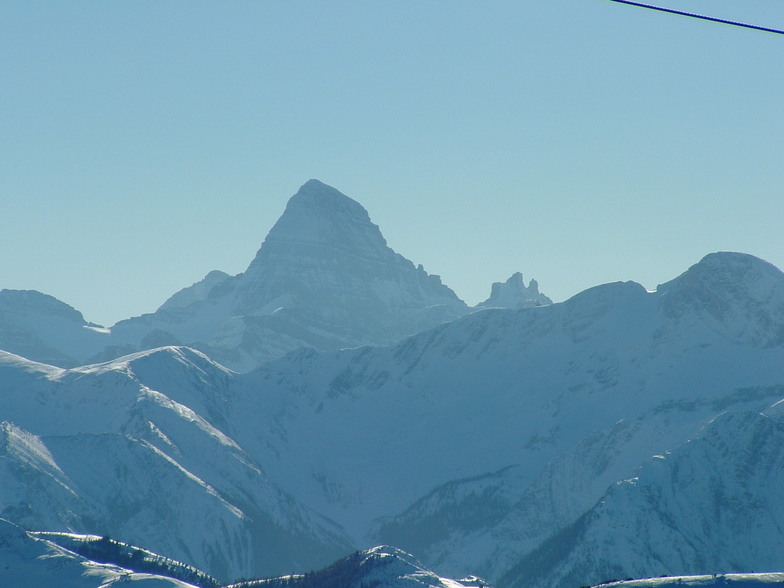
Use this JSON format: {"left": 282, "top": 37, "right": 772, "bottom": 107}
{"left": 0, "top": 290, "right": 86, "bottom": 324}
{"left": 247, "top": 180, "right": 390, "bottom": 269}
{"left": 289, "top": 179, "right": 371, "bottom": 219}
{"left": 657, "top": 252, "right": 784, "bottom": 304}
{"left": 283, "top": 179, "right": 374, "bottom": 229}
{"left": 656, "top": 252, "right": 784, "bottom": 347}
{"left": 228, "top": 181, "right": 466, "bottom": 346}
{"left": 95, "top": 180, "right": 469, "bottom": 371}
{"left": 477, "top": 272, "right": 552, "bottom": 309}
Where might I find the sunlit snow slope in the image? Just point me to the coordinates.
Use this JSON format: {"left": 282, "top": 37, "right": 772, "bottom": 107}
{"left": 0, "top": 347, "right": 351, "bottom": 582}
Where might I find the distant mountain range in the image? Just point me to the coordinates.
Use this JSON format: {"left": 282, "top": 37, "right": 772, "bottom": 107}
{"left": 1, "top": 180, "right": 783, "bottom": 587}
{"left": 0, "top": 180, "right": 550, "bottom": 373}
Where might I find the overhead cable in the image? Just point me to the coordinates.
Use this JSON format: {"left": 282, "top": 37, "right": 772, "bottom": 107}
{"left": 604, "top": 0, "right": 784, "bottom": 36}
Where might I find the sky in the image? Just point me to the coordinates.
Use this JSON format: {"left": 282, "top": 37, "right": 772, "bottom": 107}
{"left": 1, "top": 1, "right": 782, "bottom": 327}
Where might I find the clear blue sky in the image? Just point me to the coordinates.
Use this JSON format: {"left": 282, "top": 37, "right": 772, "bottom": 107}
{"left": 2, "top": 1, "right": 782, "bottom": 327}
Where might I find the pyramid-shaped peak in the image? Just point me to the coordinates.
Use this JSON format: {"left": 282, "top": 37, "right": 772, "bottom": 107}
{"left": 285, "top": 179, "right": 372, "bottom": 223}
{"left": 235, "top": 180, "right": 466, "bottom": 327}
{"left": 248, "top": 180, "right": 391, "bottom": 268}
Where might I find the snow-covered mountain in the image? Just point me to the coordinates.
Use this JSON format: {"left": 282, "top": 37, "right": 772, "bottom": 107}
{"left": 1, "top": 180, "right": 548, "bottom": 373}
{"left": 0, "top": 289, "right": 108, "bottom": 367}
{"left": 221, "top": 251, "right": 784, "bottom": 585}
{"left": 0, "top": 348, "right": 352, "bottom": 582}
{"left": 502, "top": 409, "right": 784, "bottom": 588}
{"left": 1, "top": 249, "right": 783, "bottom": 587}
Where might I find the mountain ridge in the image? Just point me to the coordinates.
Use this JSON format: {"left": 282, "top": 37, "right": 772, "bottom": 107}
{"left": 0, "top": 180, "right": 549, "bottom": 372}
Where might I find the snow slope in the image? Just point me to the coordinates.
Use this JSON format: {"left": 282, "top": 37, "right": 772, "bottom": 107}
{"left": 0, "top": 526, "right": 490, "bottom": 588}
{"left": 222, "top": 252, "right": 784, "bottom": 582}
{"left": 0, "top": 347, "right": 352, "bottom": 582}
{"left": 500, "top": 410, "right": 784, "bottom": 587}
{"left": 0, "top": 289, "right": 108, "bottom": 366}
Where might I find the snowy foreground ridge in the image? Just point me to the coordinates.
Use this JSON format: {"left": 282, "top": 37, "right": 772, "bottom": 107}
{"left": 1, "top": 181, "right": 784, "bottom": 587}
{"left": 0, "top": 518, "right": 488, "bottom": 588}
{"left": 593, "top": 574, "right": 784, "bottom": 587}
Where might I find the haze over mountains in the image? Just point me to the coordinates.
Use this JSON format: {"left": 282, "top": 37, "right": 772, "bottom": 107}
{"left": 1, "top": 180, "right": 783, "bottom": 587}
{"left": 0, "top": 180, "right": 549, "bottom": 373}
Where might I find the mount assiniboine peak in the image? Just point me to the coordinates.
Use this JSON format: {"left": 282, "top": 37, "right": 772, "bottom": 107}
{"left": 229, "top": 179, "right": 469, "bottom": 345}
{"left": 0, "top": 180, "right": 549, "bottom": 372}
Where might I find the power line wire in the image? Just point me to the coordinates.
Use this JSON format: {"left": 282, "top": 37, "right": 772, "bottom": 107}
{"left": 604, "top": 0, "right": 784, "bottom": 35}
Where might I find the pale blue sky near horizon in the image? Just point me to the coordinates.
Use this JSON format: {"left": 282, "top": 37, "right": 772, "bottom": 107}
{"left": 1, "top": 1, "right": 782, "bottom": 327}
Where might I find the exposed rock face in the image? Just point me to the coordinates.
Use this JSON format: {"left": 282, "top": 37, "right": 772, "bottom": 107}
{"left": 477, "top": 272, "right": 552, "bottom": 309}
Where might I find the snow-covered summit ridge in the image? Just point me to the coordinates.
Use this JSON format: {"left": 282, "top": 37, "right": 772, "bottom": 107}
{"left": 0, "top": 289, "right": 108, "bottom": 367}
{"left": 0, "top": 523, "right": 489, "bottom": 588}
{"left": 657, "top": 252, "right": 784, "bottom": 304}
{"left": 657, "top": 252, "right": 784, "bottom": 347}
{"left": 0, "top": 289, "right": 86, "bottom": 323}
